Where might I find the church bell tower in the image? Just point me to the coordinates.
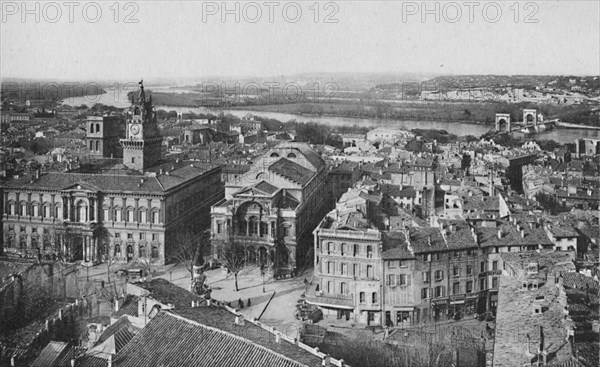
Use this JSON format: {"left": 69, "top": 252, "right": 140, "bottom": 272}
{"left": 121, "top": 80, "right": 162, "bottom": 172}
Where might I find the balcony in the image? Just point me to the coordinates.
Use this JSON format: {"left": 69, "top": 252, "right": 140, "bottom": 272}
{"left": 318, "top": 228, "right": 381, "bottom": 240}
{"left": 305, "top": 286, "right": 354, "bottom": 309}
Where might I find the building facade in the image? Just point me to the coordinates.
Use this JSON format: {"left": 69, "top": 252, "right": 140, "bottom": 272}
{"left": 1, "top": 83, "right": 224, "bottom": 265}
{"left": 210, "top": 142, "right": 329, "bottom": 271}
{"left": 86, "top": 115, "right": 124, "bottom": 158}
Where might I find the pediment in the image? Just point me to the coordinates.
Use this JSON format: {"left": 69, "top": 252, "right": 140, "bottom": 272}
{"left": 63, "top": 181, "right": 101, "bottom": 192}
{"left": 234, "top": 187, "right": 271, "bottom": 198}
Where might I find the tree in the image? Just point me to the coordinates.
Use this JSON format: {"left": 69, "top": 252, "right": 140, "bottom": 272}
{"left": 93, "top": 223, "right": 114, "bottom": 282}
{"left": 172, "top": 229, "right": 205, "bottom": 288}
{"left": 217, "top": 234, "right": 246, "bottom": 292}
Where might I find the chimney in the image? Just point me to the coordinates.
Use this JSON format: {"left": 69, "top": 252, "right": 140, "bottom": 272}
{"left": 275, "top": 333, "right": 281, "bottom": 344}
{"left": 497, "top": 229, "right": 502, "bottom": 239}
{"left": 521, "top": 229, "right": 525, "bottom": 238}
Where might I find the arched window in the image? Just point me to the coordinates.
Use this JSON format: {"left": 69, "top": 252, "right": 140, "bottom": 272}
{"left": 96, "top": 123, "right": 100, "bottom": 133}
{"left": 287, "top": 153, "right": 296, "bottom": 158}
{"left": 327, "top": 242, "right": 334, "bottom": 255}
{"left": 249, "top": 216, "right": 258, "bottom": 236}
{"left": 95, "top": 141, "right": 99, "bottom": 151}
{"left": 372, "top": 292, "right": 378, "bottom": 304}
{"left": 114, "top": 244, "right": 121, "bottom": 257}
{"left": 89, "top": 141, "right": 93, "bottom": 150}
{"left": 139, "top": 245, "right": 146, "bottom": 258}
{"left": 126, "top": 207, "right": 135, "bottom": 223}
{"left": 256, "top": 172, "right": 265, "bottom": 180}
{"left": 260, "top": 222, "right": 268, "bottom": 236}
{"left": 359, "top": 292, "right": 365, "bottom": 304}
{"left": 341, "top": 243, "right": 346, "bottom": 256}
{"left": 139, "top": 208, "right": 147, "bottom": 223}
{"left": 270, "top": 153, "right": 280, "bottom": 158}
{"left": 238, "top": 220, "right": 247, "bottom": 236}
{"left": 134, "top": 107, "right": 140, "bottom": 115}
{"left": 366, "top": 245, "right": 373, "bottom": 258}
{"left": 90, "top": 123, "right": 94, "bottom": 133}
{"left": 151, "top": 246, "right": 159, "bottom": 259}
{"left": 77, "top": 201, "right": 87, "bottom": 222}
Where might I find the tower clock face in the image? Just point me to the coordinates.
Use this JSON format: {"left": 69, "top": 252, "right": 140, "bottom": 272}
{"left": 130, "top": 124, "right": 141, "bottom": 136}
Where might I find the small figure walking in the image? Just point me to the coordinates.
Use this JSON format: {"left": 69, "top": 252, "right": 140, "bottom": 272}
{"left": 247, "top": 298, "right": 252, "bottom": 307}
{"left": 238, "top": 298, "right": 244, "bottom": 309}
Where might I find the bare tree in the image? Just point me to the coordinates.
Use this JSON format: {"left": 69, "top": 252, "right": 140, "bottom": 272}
{"left": 172, "top": 229, "right": 205, "bottom": 286}
{"left": 93, "top": 223, "right": 114, "bottom": 282}
{"left": 217, "top": 234, "right": 246, "bottom": 292}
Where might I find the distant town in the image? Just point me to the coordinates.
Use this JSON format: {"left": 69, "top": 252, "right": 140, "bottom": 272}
{"left": 0, "top": 73, "right": 598, "bottom": 367}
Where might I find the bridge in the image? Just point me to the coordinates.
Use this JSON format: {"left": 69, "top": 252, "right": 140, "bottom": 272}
{"left": 494, "top": 109, "right": 554, "bottom": 134}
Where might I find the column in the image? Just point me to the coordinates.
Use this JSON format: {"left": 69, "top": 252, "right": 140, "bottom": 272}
{"left": 246, "top": 220, "right": 249, "bottom": 237}
{"left": 3, "top": 191, "right": 8, "bottom": 215}
{"left": 69, "top": 197, "right": 75, "bottom": 221}
{"left": 109, "top": 197, "right": 114, "bottom": 221}
{"left": 135, "top": 198, "right": 139, "bottom": 225}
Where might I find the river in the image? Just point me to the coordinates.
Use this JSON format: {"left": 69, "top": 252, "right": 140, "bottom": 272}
{"left": 62, "top": 94, "right": 600, "bottom": 144}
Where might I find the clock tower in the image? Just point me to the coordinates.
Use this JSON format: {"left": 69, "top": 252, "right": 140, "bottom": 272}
{"left": 121, "top": 80, "right": 162, "bottom": 172}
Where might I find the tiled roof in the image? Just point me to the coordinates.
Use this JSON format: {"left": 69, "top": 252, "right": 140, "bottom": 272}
{"left": 274, "top": 142, "right": 325, "bottom": 172}
{"left": 269, "top": 158, "right": 315, "bottom": 186}
{"left": 561, "top": 272, "right": 600, "bottom": 293}
{"left": 134, "top": 279, "right": 206, "bottom": 309}
{"left": 31, "top": 341, "right": 68, "bottom": 367}
{"left": 408, "top": 227, "right": 447, "bottom": 253}
{"left": 111, "top": 312, "right": 317, "bottom": 367}
{"left": 113, "top": 295, "right": 139, "bottom": 318}
{"left": 476, "top": 221, "right": 553, "bottom": 248}
{"left": 381, "top": 231, "right": 414, "bottom": 259}
{"left": 440, "top": 220, "right": 479, "bottom": 250}
{"left": 174, "top": 307, "right": 323, "bottom": 366}
{"left": 255, "top": 181, "right": 279, "bottom": 195}
{"left": 3, "top": 163, "right": 217, "bottom": 194}
{"left": 463, "top": 196, "right": 499, "bottom": 211}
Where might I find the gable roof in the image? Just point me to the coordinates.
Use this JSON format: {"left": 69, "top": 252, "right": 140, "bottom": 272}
{"left": 269, "top": 158, "right": 315, "bottom": 186}
{"left": 31, "top": 341, "right": 68, "bottom": 367}
{"left": 111, "top": 312, "right": 317, "bottom": 367}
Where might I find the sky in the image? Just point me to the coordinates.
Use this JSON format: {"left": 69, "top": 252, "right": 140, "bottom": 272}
{"left": 1, "top": 0, "right": 599, "bottom": 81}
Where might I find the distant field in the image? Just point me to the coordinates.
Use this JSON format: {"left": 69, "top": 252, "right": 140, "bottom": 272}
{"left": 228, "top": 101, "right": 599, "bottom": 127}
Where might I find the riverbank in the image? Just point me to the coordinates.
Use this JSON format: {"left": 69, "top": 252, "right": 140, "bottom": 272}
{"left": 556, "top": 121, "right": 600, "bottom": 130}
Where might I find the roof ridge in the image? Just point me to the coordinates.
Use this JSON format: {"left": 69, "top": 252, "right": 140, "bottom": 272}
{"left": 164, "top": 311, "right": 309, "bottom": 367}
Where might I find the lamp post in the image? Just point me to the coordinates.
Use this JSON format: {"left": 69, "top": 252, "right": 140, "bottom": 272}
{"left": 261, "top": 265, "right": 265, "bottom": 293}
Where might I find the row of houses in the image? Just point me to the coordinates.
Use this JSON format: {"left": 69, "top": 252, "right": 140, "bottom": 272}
{"left": 307, "top": 184, "right": 579, "bottom": 327}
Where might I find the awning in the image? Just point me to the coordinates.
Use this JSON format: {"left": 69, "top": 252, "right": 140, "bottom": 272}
{"left": 393, "top": 306, "right": 415, "bottom": 311}
{"left": 305, "top": 298, "right": 355, "bottom": 310}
